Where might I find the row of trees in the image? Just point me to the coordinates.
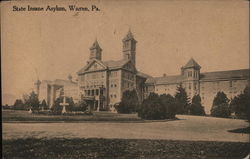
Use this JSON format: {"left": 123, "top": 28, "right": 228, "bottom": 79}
{"left": 13, "top": 92, "right": 48, "bottom": 111}
{"left": 12, "top": 91, "right": 88, "bottom": 114}
{"left": 116, "top": 85, "right": 250, "bottom": 120}
{"left": 116, "top": 85, "right": 205, "bottom": 119}
{"left": 211, "top": 86, "right": 250, "bottom": 120}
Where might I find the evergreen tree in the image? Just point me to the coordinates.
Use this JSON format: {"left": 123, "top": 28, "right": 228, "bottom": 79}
{"left": 189, "top": 94, "right": 206, "bottom": 116}
{"left": 13, "top": 99, "right": 26, "bottom": 110}
{"left": 211, "top": 91, "right": 230, "bottom": 118}
{"left": 23, "top": 91, "right": 40, "bottom": 111}
{"left": 230, "top": 86, "right": 250, "bottom": 120}
{"left": 174, "top": 84, "right": 190, "bottom": 114}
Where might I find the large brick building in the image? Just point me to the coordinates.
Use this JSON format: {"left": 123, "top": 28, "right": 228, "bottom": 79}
{"left": 76, "top": 30, "right": 149, "bottom": 111}
{"left": 35, "top": 31, "right": 249, "bottom": 114}
{"left": 145, "top": 58, "right": 249, "bottom": 113}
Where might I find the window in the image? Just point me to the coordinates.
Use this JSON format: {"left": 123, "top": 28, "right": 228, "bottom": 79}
{"left": 114, "top": 94, "right": 117, "bottom": 98}
{"left": 110, "top": 95, "right": 113, "bottom": 98}
{"left": 114, "top": 84, "right": 117, "bottom": 87}
{"left": 189, "top": 83, "right": 191, "bottom": 89}
{"left": 96, "top": 89, "right": 99, "bottom": 96}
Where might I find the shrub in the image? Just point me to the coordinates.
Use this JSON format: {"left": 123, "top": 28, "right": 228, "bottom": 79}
{"left": 51, "top": 96, "right": 74, "bottom": 115}
{"left": 159, "top": 94, "right": 177, "bottom": 119}
{"left": 138, "top": 93, "right": 177, "bottom": 120}
{"left": 73, "top": 100, "right": 88, "bottom": 112}
{"left": 189, "top": 95, "right": 206, "bottom": 116}
{"left": 138, "top": 93, "right": 166, "bottom": 120}
{"left": 115, "top": 89, "right": 139, "bottom": 114}
{"left": 230, "top": 86, "right": 250, "bottom": 120}
{"left": 211, "top": 92, "right": 230, "bottom": 118}
{"left": 13, "top": 99, "right": 28, "bottom": 110}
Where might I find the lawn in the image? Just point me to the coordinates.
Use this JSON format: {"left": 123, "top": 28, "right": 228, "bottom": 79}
{"left": 2, "top": 110, "right": 142, "bottom": 122}
{"left": 3, "top": 110, "right": 250, "bottom": 159}
{"left": 3, "top": 138, "right": 249, "bottom": 159}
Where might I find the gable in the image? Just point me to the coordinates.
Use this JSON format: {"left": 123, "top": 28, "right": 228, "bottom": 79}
{"left": 85, "top": 60, "right": 106, "bottom": 72}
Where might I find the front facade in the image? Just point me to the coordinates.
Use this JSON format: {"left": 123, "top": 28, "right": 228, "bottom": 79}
{"left": 77, "top": 31, "right": 149, "bottom": 111}
{"left": 145, "top": 58, "right": 249, "bottom": 114}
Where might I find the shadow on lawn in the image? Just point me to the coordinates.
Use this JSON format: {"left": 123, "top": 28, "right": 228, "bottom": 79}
{"left": 228, "top": 127, "right": 250, "bottom": 134}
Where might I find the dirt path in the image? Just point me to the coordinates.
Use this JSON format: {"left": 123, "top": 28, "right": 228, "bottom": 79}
{"left": 3, "top": 115, "right": 249, "bottom": 142}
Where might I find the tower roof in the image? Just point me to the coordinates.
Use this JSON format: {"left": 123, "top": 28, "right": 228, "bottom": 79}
{"left": 123, "top": 29, "right": 136, "bottom": 41}
{"left": 90, "top": 40, "right": 102, "bottom": 50}
{"left": 183, "top": 58, "right": 201, "bottom": 69}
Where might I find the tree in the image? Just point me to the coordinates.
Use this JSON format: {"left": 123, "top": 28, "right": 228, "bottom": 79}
{"left": 74, "top": 99, "right": 88, "bottom": 112}
{"left": 159, "top": 94, "right": 177, "bottom": 119}
{"left": 189, "top": 94, "right": 205, "bottom": 116}
{"left": 115, "top": 89, "right": 139, "bottom": 114}
{"left": 174, "top": 84, "right": 190, "bottom": 114}
{"left": 13, "top": 99, "right": 26, "bottom": 110}
{"left": 211, "top": 91, "right": 230, "bottom": 118}
{"left": 138, "top": 93, "right": 166, "bottom": 119}
{"left": 230, "top": 86, "right": 250, "bottom": 120}
{"left": 23, "top": 91, "right": 40, "bottom": 111}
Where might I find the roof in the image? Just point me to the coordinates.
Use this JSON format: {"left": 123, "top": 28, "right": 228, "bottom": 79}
{"left": 123, "top": 30, "right": 136, "bottom": 42}
{"left": 41, "top": 79, "right": 77, "bottom": 86}
{"left": 54, "top": 79, "right": 77, "bottom": 85}
{"left": 103, "top": 59, "right": 129, "bottom": 69}
{"left": 146, "top": 75, "right": 183, "bottom": 85}
{"left": 77, "top": 59, "right": 131, "bottom": 74}
{"left": 136, "top": 71, "right": 152, "bottom": 79}
{"left": 90, "top": 40, "right": 102, "bottom": 50}
{"left": 183, "top": 58, "right": 201, "bottom": 69}
{"left": 200, "top": 69, "right": 249, "bottom": 81}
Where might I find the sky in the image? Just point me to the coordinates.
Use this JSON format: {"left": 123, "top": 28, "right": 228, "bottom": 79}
{"left": 1, "top": 0, "right": 249, "bottom": 104}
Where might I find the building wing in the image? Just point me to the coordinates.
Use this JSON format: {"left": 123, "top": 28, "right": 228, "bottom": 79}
{"left": 200, "top": 69, "right": 249, "bottom": 81}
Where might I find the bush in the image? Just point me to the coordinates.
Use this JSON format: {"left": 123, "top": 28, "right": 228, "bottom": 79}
{"left": 115, "top": 89, "right": 139, "bottom": 114}
{"left": 230, "top": 86, "right": 250, "bottom": 120}
{"left": 138, "top": 93, "right": 165, "bottom": 119}
{"left": 13, "top": 99, "right": 28, "bottom": 110}
{"left": 189, "top": 95, "right": 206, "bottom": 116}
{"left": 159, "top": 94, "right": 177, "bottom": 119}
{"left": 73, "top": 100, "right": 88, "bottom": 112}
{"left": 138, "top": 93, "right": 177, "bottom": 120}
{"left": 51, "top": 97, "right": 73, "bottom": 115}
{"left": 211, "top": 92, "right": 230, "bottom": 118}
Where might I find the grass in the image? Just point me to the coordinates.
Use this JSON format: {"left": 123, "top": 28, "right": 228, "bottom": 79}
{"left": 2, "top": 110, "right": 143, "bottom": 122}
{"left": 3, "top": 138, "right": 249, "bottom": 159}
{"left": 228, "top": 127, "right": 250, "bottom": 134}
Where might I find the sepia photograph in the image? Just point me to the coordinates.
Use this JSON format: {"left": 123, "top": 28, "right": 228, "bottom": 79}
{"left": 1, "top": 0, "right": 250, "bottom": 158}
